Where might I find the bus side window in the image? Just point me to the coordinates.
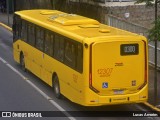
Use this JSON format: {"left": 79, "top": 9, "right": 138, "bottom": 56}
{"left": 64, "top": 40, "right": 76, "bottom": 69}
{"left": 76, "top": 44, "right": 83, "bottom": 73}
{"left": 36, "top": 27, "right": 44, "bottom": 51}
{"left": 50, "top": 34, "right": 54, "bottom": 57}
{"left": 13, "top": 14, "right": 21, "bottom": 42}
{"left": 44, "top": 32, "right": 54, "bottom": 56}
{"left": 59, "top": 36, "right": 64, "bottom": 62}
{"left": 54, "top": 35, "right": 64, "bottom": 62}
{"left": 28, "top": 24, "right": 35, "bottom": 46}
{"left": 21, "top": 20, "right": 27, "bottom": 42}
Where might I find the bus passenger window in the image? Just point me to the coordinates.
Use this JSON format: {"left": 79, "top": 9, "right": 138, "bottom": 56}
{"left": 13, "top": 14, "right": 21, "bottom": 42}
{"left": 44, "top": 32, "right": 54, "bottom": 56}
{"left": 50, "top": 34, "right": 54, "bottom": 57}
{"left": 59, "top": 37, "right": 64, "bottom": 62}
{"left": 36, "top": 27, "right": 44, "bottom": 51}
{"left": 44, "top": 32, "right": 50, "bottom": 55}
{"left": 21, "top": 21, "right": 27, "bottom": 42}
{"left": 76, "top": 44, "right": 83, "bottom": 72}
{"left": 64, "top": 41, "right": 76, "bottom": 68}
{"left": 54, "top": 35, "right": 64, "bottom": 62}
{"left": 54, "top": 35, "right": 59, "bottom": 59}
{"left": 28, "top": 24, "right": 35, "bottom": 46}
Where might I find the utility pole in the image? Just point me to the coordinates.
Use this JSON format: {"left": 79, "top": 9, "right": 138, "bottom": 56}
{"left": 154, "top": 0, "right": 158, "bottom": 106}
{"left": 12, "top": 0, "right": 14, "bottom": 12}
{"left": 6, "top": 0, "right": 10, "bottom": 26}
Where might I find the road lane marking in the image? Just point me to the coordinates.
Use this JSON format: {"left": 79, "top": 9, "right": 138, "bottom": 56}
{"left": 144, "top": 102, "right": 160, "bottom": 112}
{"left": 49, "top": 100, "right": 76, "bottom": 120}
{"left": 0, "top": 57, "right": 26, "bottom": 79}
{"left": 0, "top": 57, "right": 7, "bottom": 64}
{"left": 0, "top": 57, "right": 76, "bottom": 120}
{"left": 27, "top": 80, "right": 76, "bottom": 120}
{"left": 26, "top": 80, "right": 52, "bottom": 100}
{"left": 6, "top": 63, "right": 27, "bottom": 80}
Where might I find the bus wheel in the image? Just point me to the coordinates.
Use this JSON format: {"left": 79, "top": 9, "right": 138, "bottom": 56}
{"left": 53, "top": 76, "right": 61, "bottom": 99}
{"left": 20, "top": 53, "right": 26, "bottom": 72}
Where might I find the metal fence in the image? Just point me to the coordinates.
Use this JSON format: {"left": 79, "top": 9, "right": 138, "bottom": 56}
{"left": 106, "top": 14, "right": 160, "bottom": 69}
{"left": 106, "top": 14, "right": 149, "bottom": 37}
{"left": 148, "top": 42, "right": 160, "bottom": 69}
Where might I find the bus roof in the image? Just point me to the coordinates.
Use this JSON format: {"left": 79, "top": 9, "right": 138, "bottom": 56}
{"left": 15, "top": 9, "right": 143, "bottom": 42}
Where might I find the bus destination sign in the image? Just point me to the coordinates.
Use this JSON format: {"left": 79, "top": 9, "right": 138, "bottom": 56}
{"left": 120, "top": 44, "right": 139, "bottom": 56}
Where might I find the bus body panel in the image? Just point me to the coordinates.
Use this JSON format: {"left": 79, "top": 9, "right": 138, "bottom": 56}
{"left": 13, "top": 40, "right": 85, "bottom": 104}
{"left": 83, "top": 85, "right": 148, "bottom": 106}
{"left": 91, "top": 39, "right": 146, "bottom": 96}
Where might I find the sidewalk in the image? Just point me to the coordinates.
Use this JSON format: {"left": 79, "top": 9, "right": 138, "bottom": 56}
{"left": 0, "top": 12, "right": 160, "bottom": 110}
{"left": 0, "top": 12, "right": 13, "bottom": 27}
{"left": 148, "top": 67, "right": 160, "bottom": 107}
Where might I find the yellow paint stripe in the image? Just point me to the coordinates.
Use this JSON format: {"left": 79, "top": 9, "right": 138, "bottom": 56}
{"left": 144, "top": 102, "right": 160, "bottom": 112}
{"left": 0, "top": 22, "right": 12, "bottom": 32}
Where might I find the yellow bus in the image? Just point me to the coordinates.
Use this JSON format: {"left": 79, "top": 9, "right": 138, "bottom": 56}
{"left": 13, "top": 9, "right": 148, "bottom": 106}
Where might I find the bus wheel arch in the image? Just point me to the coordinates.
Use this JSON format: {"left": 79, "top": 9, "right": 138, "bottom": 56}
{"left": 52, "top": 73, "right": 61, "bottom": 99}
{"left": 20, "top": 51, "right": 26, "bottom": 72}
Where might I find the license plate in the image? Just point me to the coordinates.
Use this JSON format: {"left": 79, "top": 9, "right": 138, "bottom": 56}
{"left": 114, "top": 90, "right": 124, "bottom": 95}
{"left": 120, "top": 44, "right": 139, "bottom": 56}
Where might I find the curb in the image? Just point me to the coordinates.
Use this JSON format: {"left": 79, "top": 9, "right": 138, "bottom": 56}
{"left": 144, "top": 102, "right": 160, "bottom": 112}
{"left": 0, "top": 22, "right": 160, "bottom": 113}
{"left": 0, "top": 22, "right": 12, "bottom": 31}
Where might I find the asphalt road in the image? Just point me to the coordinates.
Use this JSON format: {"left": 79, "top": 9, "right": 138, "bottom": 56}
{"left": 0, "top": 26, "right": 159, "bottom": 120}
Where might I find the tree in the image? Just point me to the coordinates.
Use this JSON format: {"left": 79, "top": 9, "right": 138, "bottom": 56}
{"left": 148, "top": 17, "right": 160, "bottom": 42}
{"left": 136, "top": 0, "right": 160, "bottom": 41}
{"left": 136, "top": 0, "right": 159, "bottom": 6}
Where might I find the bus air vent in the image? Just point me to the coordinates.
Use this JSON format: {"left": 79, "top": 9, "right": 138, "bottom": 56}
{"left": 48, "top": 14, "right": 100, "bottom": 26}
{"left": 78, "top": 24, "right": 100, "bottom": 28}
{"left": 99, "top": 29, "right": 110, "bottom": 33}
{"left": 40, "top": 10, "right": 63, "bottom": 15}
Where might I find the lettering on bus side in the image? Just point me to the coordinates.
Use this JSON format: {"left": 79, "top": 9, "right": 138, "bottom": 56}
{"left": 97, "top": 68, "right": 113, "bottom": 77}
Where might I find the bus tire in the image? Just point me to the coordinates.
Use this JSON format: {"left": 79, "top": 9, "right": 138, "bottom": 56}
{"left": 53, "top": 75, "right": 61, "bottom": 99}
{"left": 20, "top": 53, "right": 26, "bottom": 72}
